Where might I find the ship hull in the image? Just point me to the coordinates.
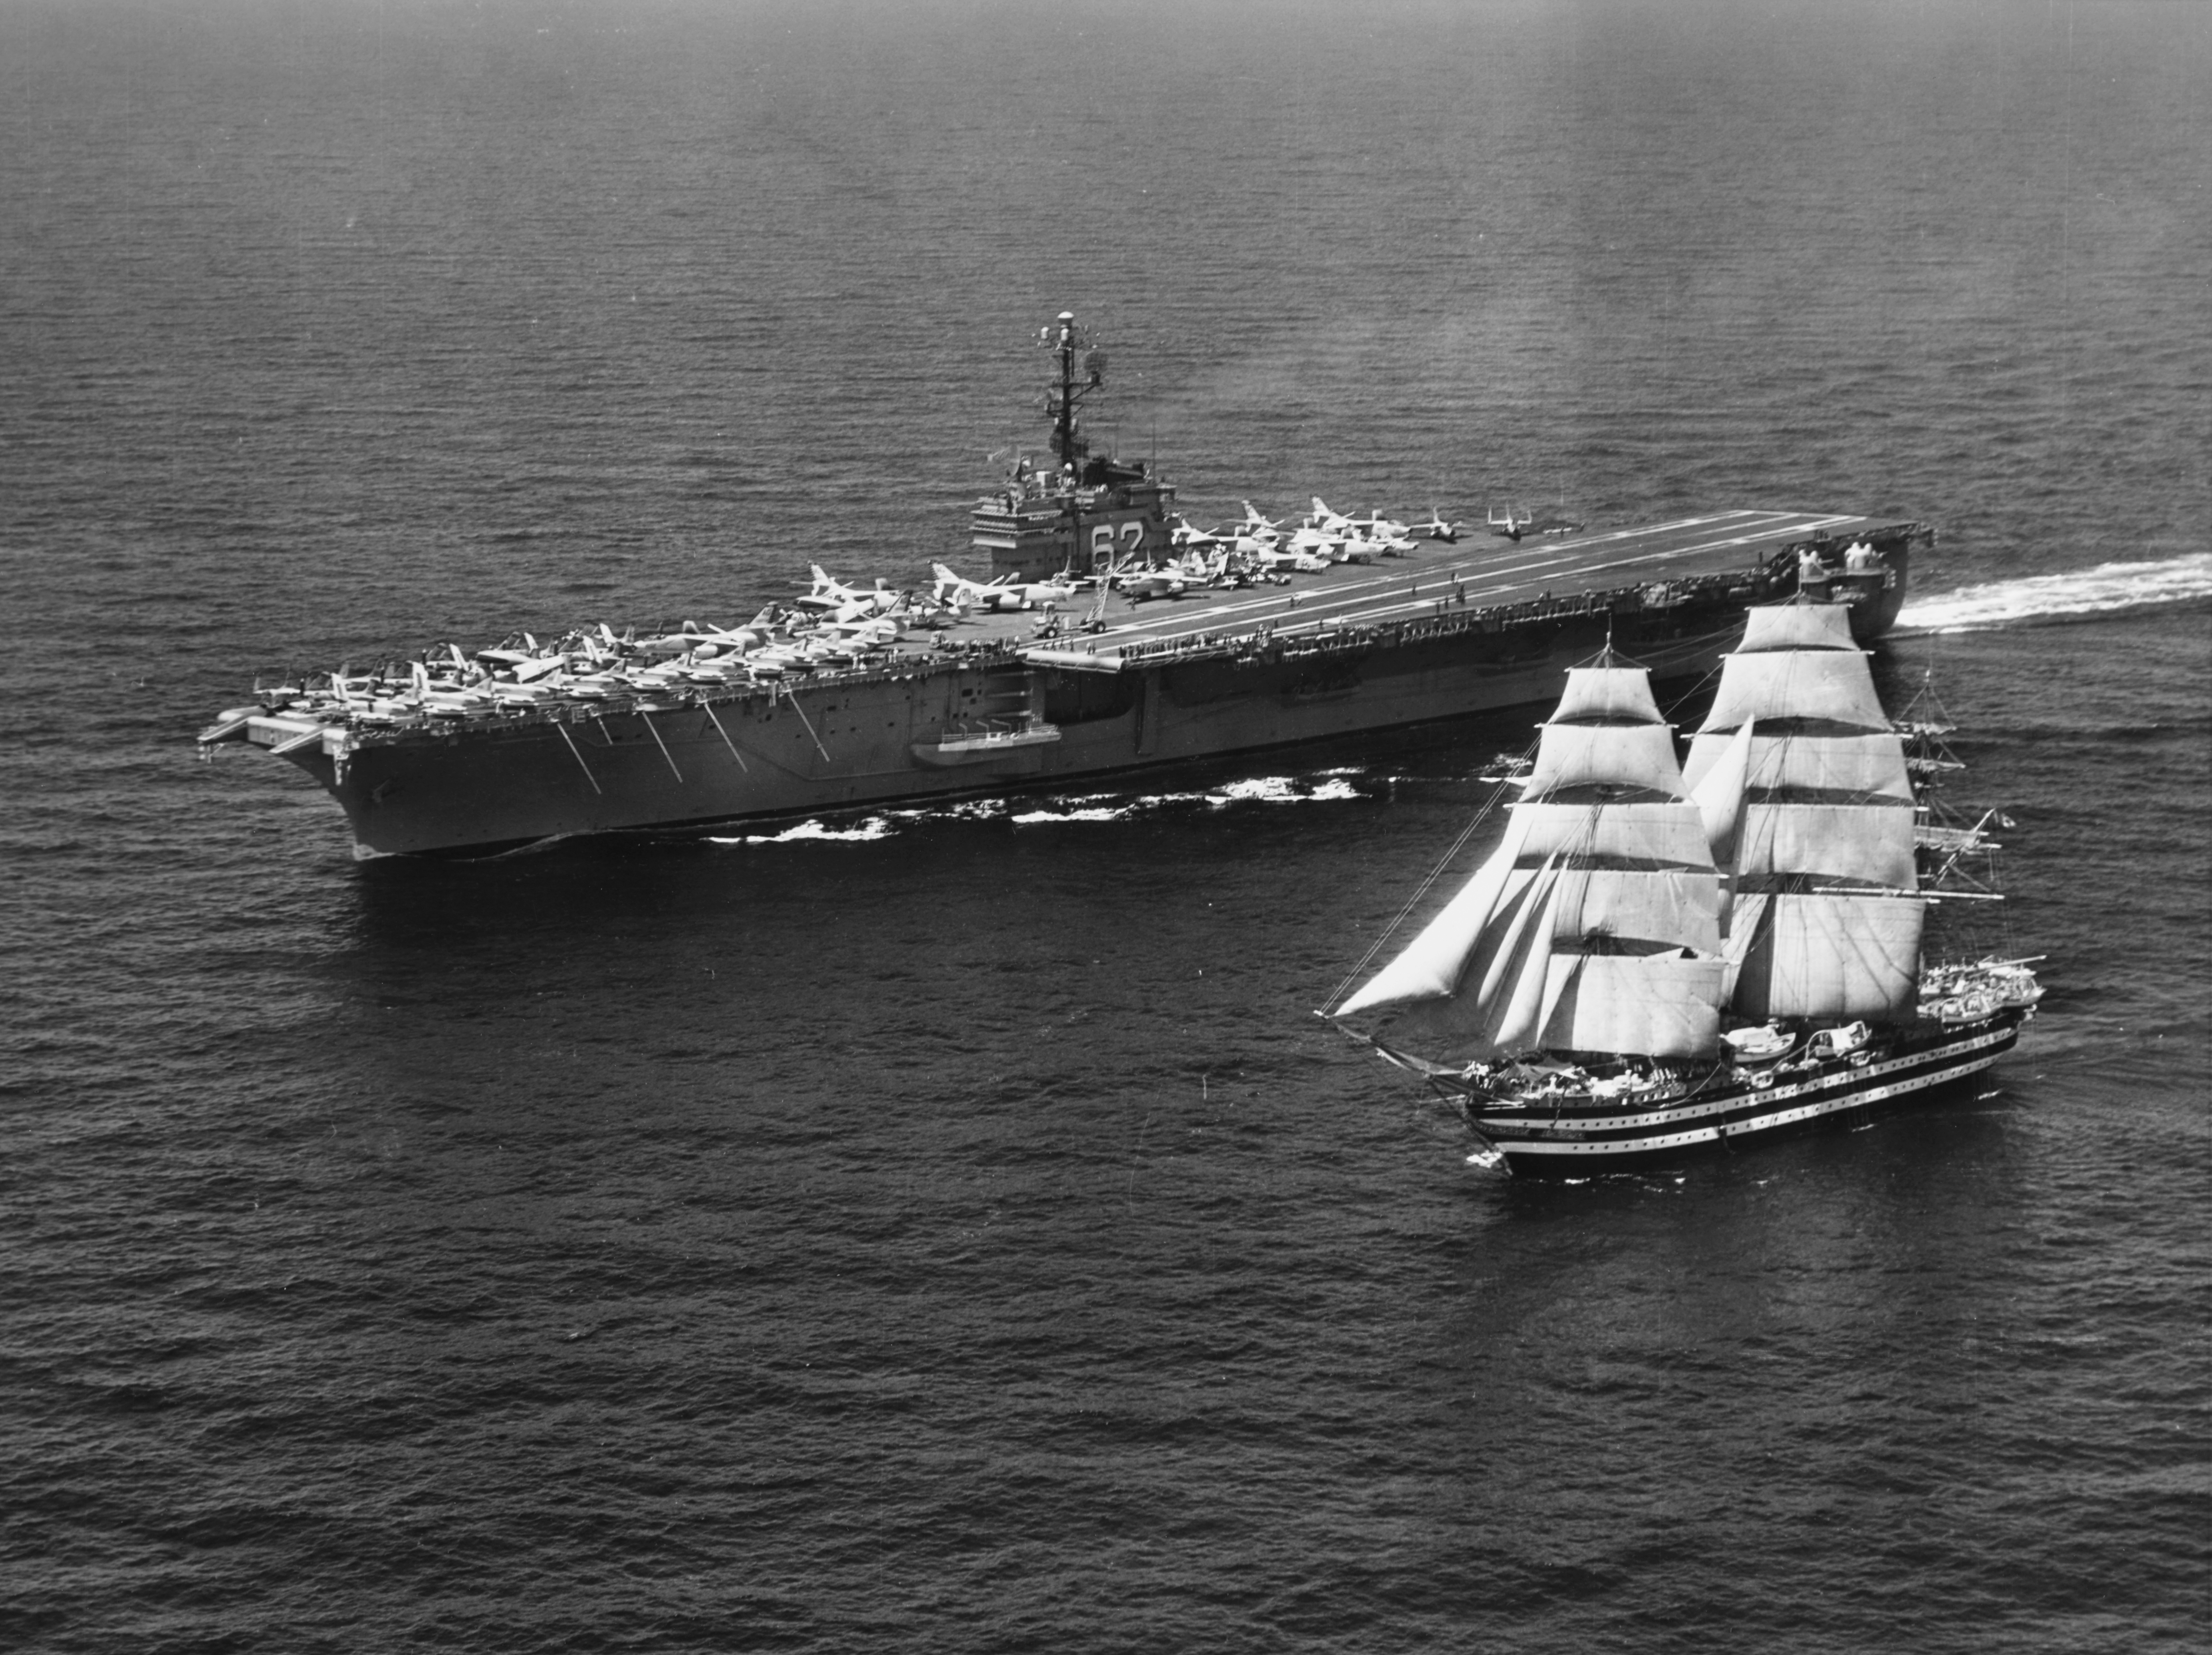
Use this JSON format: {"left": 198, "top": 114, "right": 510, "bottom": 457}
{"left": 223, "top": 509, "right": 1926, "bottom": 857}
{"left": 271, "top": 610, "right": 1738, "bottom": 857}
{"left": 1460, "top": 1016, "right": 2027, "bottom": 1177}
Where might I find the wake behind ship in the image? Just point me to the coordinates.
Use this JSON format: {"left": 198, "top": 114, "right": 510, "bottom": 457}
{"left": 199, "top": 314, "right": 1926, "bottom": 859}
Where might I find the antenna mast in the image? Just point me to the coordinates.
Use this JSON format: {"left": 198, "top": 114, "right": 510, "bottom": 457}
{"left": 1043, "top": 311, "right": 1105, "bottom": 476}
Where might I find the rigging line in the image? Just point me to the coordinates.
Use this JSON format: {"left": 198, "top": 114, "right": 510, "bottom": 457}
{"left": 1654, "top": 623, "right": 1743, "bottom": 721}
{"left": 1660, "top": 657, "right": 1727, "bottom": 723}
{"left": 1574, "top": 616, "right": 1647, "bottom": 672}
{"left": 1320, "top": 751, "right": 1530, "bottom": 1015}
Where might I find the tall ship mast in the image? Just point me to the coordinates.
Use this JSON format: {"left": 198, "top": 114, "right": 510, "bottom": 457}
{"left": 199, "top": 312, "right": 1930, "bottom": 860}
{"left": 1325, "top": 596, "right": 2039, "bottom": 1175}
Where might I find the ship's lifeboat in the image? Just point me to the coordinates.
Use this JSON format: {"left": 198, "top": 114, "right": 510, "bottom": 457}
{"left": 1807, "top": 1022, "right": 1872, "bottom": 1060}
{"left": 1722, "top": 1024, "right": 1793, "bottom": 1067}
{"left": 1929, "top": 991, "right": 2000, "bottom": 1026}
{"left": 912, "top": 718, "right": 1063, "bottom": 768}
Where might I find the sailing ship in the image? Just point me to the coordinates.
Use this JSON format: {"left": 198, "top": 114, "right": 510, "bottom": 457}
{"left": 1325, "top": 595, "right": 2039, "bottom": 1176}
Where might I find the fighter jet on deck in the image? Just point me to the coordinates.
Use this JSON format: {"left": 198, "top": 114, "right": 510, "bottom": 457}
{"left": 931, "top": 564, "right": 1079, "bottom": 613}
{"left": 797, "top": 567, "right": 901, "bottom": 621}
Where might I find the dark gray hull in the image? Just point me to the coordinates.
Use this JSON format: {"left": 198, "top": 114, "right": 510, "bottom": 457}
{"left": 1460, "top": 1016, "right": 2026, "bottom": 1178}
{"left": 235, "top": 509, "right": 1924, "bottom": 857}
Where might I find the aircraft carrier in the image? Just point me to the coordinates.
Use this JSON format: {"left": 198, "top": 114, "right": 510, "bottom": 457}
{"left": 200, "top": 315, "right": 1925, "bottom": 859}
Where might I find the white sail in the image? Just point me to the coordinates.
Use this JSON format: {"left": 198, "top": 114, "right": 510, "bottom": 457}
{"left": 1538, "top": 954, "right": 1726, "bottom": 1057}
{"left": 1487, "top": 879, "right": 1561, "bottom": 1052}
{"left": 1365, "top": 856, "right": 1562, "bottom": 1058}
{"left": 1737, "top": 602, "right": 1859, "bottom": 653}
{"left": 1332, "top": 836, "right": 1520, "bottom": 1016}
{"left": 1682, "top": 728, "right": 1912, "bottom": 801}
{"left": 1736, "top": 801, "right": 1918, "bottom": 890}
{"left": 1344, "top": 659, "right": 1733, "bottom": 1064}
{"left": 1730, "top": 891, "right": 1924, "bottom": 1019}
{"left": 1513, "top": 801, "right": 1715, "bottom": 868}
{"left": 1690, "top": 718, "right": 1755, "bottom": 868}
{"left": 1721, "top": 890, "right": 1771, "bottom": 1001}
{"left": 1701, "top": 649, "right": 1889, "bottom": 734}
{"left": 1471, "top": 855, "right": 1560, "bottom": 1012}
{"left": 1551, "top": 666, "right": 1666, "bottom": 725}
{"left": 1544, "top": 865, "right": 1722, "bottom": 954}
{"left": 1523, "top": 721, "right": 1686, "bottom": 801}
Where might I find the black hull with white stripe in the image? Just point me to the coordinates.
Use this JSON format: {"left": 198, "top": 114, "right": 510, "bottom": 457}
{"left": 1457, "top": 1015, "right": 2028, "bottom": 1177}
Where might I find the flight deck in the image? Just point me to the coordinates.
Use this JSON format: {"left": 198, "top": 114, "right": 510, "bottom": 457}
{"left": 996, "top": 509, "right": 1914, "bottom": 672}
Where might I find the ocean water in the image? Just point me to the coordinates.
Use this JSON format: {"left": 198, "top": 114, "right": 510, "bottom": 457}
{"left": 2, "top": 3, "right": 2208, "bottom": 1650}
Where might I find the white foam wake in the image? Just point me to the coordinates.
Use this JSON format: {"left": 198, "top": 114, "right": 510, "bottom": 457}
{"left": 710, "top": 817, "right": 896, "bottom": 845}
{"left": 1893, "top": 553, "right": 2212, "bottom": 635}
{"left": 1010, "top": 774, "right": 1364, "bottom": 824}
{"left": 708, "top": 772, "right": 1371, "bottom": 845}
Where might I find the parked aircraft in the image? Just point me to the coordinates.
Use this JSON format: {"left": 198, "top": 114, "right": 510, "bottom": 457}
{"left": 1236, "top": 502, "right": 1283, "bottom": 540}
{"left": 931, "top": 564, "right": 1078, "bottom": 612}
{"left": 1256, "top": 544, "right": 1330, "bottom": 573}
{"left": 1348, "top": 512, "right": 1417, "bottom": 555}
{"left": 1487, "top": 504, "right": 1533, "bottom": 542}
{"left": 797, "top": 566, "right": 900, "bottom": 618}
{"left": 1113, "top": 563, "right": 1190, "bottom": 601}
{"left": 1306, "top": 497, "right": 1357, "bottom": 535}
{"left": 1169, "top": 515, "right": 1222, "bottom": 553}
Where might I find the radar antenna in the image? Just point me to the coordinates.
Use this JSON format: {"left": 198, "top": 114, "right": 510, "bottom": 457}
{"left": 1040, "top": 311, "right": 1106, "bottom": 476}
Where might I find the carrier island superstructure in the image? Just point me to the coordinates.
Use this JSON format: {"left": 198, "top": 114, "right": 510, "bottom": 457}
{"left": 200, "top": 314, "right": 1926, "bottom": 859}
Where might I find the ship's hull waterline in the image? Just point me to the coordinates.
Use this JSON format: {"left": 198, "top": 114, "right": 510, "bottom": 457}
{"left": 1456, "top": 1016, "right": 2028, "bottom": 1178}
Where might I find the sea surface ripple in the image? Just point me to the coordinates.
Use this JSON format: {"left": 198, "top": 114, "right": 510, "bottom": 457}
{"left": 2, "top": 4, "right": 2206, "bottom": 1651}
